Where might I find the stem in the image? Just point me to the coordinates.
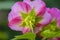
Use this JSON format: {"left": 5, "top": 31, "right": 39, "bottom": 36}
{"left": 30, "top": 21, "right": 34, "bottom": 33}
{"left": 30, "top": 25, "right": 34, "bottom": 33}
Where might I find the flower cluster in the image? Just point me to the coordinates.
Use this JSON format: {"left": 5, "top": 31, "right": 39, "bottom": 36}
{"left": 8, "top": 0, "right": 60, "bottom": 40}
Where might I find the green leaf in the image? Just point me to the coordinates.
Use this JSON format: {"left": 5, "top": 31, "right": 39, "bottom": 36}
{"left": 12, "top": 32, "right": 36, "bottom": 40}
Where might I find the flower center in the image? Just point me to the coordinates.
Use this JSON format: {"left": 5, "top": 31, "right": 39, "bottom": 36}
{"left": 20, "top": 9, "right": 42, "bottom": 32}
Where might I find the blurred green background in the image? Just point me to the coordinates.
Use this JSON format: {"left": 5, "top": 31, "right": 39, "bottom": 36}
{"left": 0, "top": 0, "right": 60, "bottom": 40}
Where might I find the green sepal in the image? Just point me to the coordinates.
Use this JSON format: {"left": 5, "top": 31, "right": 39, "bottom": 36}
{"left": 21, "top": 12, "right": 28, "bottom": 19}
{"left": 41, "top": 29, "right": 60, "bottom": 38}
{"left": 41, "top": 29, "right": 56, "bottom": 38}
{"left": 11, "top": 32, "right": 36, "bottom": 40}
{"left": 29, "top": 8, "right": 36, "bottom": 19}
{"left": 20, "top": 9, "right": 42, "bottom": 33}
{"left": 20, "top": 9, "right": 42, "bottom": 27}
{"left": 35, "top": 16, "right": 42, "bottom": 23}
{"left": 41, "top": 20, "right": 60, "bottom": 38}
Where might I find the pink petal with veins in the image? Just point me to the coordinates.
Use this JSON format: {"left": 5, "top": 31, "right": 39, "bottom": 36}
{"left": 8, "top": 16, "right": 22, "bottom": 31}
{"left": 8, "top": 16, "right": 30, "bottom": 33}
{"left": 34, "top": 8, "right": 52, "bottom": 33}
{"left": 8, "top": 2, "right": 31, "bottom": 33}
{"left": 39, "top": 9, "right": 52, "bottom": 25}
{"left": 49, "top": 8, "right": 60, "bottom": 19}
{"left": 11, "top": 2, "right": 31, "bottom": 13}
{"left": 8, "top": 11, "right": 21, "bottom": 22}
{"left": 49, "top": 8, "right": 60, "bottom": 28}
{"left": 24, "top": 0, "right": 46, "bottom": 16}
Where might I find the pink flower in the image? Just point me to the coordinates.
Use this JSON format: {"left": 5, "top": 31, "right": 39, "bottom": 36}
{"left": 51, "top": 8, "right": 60, "bottom": 40}
{"left": 46, "top": 7, "right": 60, "bottom": 40}
{"left": 8, "top": 0, "right": 52, "bottom": 34}
{"left": 48, "top": 8, "right": 60, "bottom": 28}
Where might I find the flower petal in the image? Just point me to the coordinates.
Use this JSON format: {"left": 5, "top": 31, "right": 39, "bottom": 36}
{"left": 8, "top": 2, "right": 31, "bottom": 22}
{"left": 24, "top": 0, "right": 30, "bottom": 2}
{"left": 8, "top": 11, "right": 21, "bottom": 22}
{"left": 8, "top": 16, "right": 30, "bottom": 33}
{"left": 49, "top": 8, "right": 60, "bottom": 19}
{"left": 34, "top": 8, "right": 52, "bottom": 33}
{"left": 57, "top": 38, "right": 60, "bottom": 40}
{"left": 48, "top": 38, "right": 60, "bottom": 40}
{"left": 9, "top": 23, "right": 30, "bottom": 33}
{"left": 34, "top": 12, "right": 52, "bottom": 33}
{"left": 21, "top": 27, "right": 30, "bottom": 34}
{"left": 8, "top": 11, "right": 30, "bottom": 33}
{"left": 8, "top": 16, "right": 22, "bottom": 31}
{"left": 49, "top": 8, "right": 60, "bottom": 28}
{"left": 24, "top": 0, "right": 46, "bottom": 16}
{"left": 34, "top": 25, "right": 43, "bottom": 33}
{"left": 11, "top": 2, "right": 31, "bottom": 13}
{"left": 8, "top": 11, "right": 22, "bottom": 31}
{"left": 9, "top": 23, "right": 21, "bottom": 31}
{"left": 8, "top": 2, "right": 32, "bottom": 33}
{"left": 39, "top": 10, "right": 52, "bottom": 25}
{"left": 57, "top": 15, "right": 60, "bottom": 28}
